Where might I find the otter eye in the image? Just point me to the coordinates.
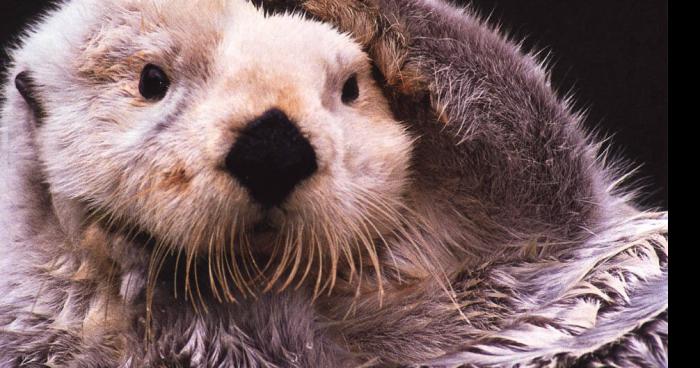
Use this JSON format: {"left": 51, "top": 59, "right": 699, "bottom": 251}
{"left": 341, "top": 74, "right": 359, "bottom": 104}
{"left": 139, "top": 64, "right": 170, "bottom": 101}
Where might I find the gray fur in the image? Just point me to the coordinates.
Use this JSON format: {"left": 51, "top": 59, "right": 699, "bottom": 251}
{"left": 1, "top": 0, "right": 667, "bottom": 367}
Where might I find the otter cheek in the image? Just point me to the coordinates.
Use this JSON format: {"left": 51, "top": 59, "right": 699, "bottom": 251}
{"left": 303, "top": 117, "right": 343, "bottom": 175}
{"left": 344, "top": 126, "right": 399, "bottom": 181}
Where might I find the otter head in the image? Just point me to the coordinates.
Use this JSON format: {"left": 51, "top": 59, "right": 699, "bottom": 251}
{"left": 12, "top": 0, "right": 413, "bottom": 296}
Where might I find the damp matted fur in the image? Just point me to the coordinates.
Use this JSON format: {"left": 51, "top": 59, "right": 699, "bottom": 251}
{"left": 1, "top": 0, "right": 667, "bottom": 367}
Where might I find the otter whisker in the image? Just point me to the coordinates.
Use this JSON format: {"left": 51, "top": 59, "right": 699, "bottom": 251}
{"left": 345, "top": 209, "right": 381, "bottom": 297}
{"left": 234, "top": 211, "right": 262, "bottom": 288}
{"left": 91, "top": 181, "right": 164, "bottom": 233}
{"left": 236, "top": 216, "right": 258, "bottom": 297}
{"left": 183, "top": 238, "right": 200, "bottom": 313}
{"left": 311, "top": 239, "right": 324, "bottom": 302}
{"left": 265, "top": 220, "right": 295, "bottom": 292}
{"left": 231, "top": 229, "right": 258, "bottom": 299}
{"left": 214, "top": 226, "right": 235, "bottom": 303}
{"left": 319, "top": 204, "right": 342, "bottom": 292}
{"left": 279, "top": 221, "right": 305, "bottom": 291}
{"left": 191, "top": 254, "right": 209, "bottom": 315}
{"left": 312, "top": 216, "right": 329, "bottom": 301}
{"left": 223, "top": 231, "right": 241, "bottom": 301}
{"left": 387, "top": 219, "right": 436, "bottom": 279}
{"left": 302, "top": 197, "right": 340, "bottom": 294}
{"left": 352, "top": 203, "right": 387, "bottom": 302}
{"left": 173, "top": 245, "right": 183, "bottom": 300}
{"left": 326, "top": 216, "right": 355, "bottom": 286}
{"left": 350, "top": 184, "right": 406, "bottom": 227}
{"left": 358, "top": 192, "right": 415, "bottom": 283}
{"left": 389, "top": 218, "right": 468, "bottom": 320}
{"left": 295, "top": 217, "right": 317, "bottom": 290}
{"left": 145, "top": 235, "right": 170, "bottom": 343}
{"left": 206, "top": 232, "right": 223, "bottom": 303}
{"left": 319, "top": 214, "right": 348, "bottom": 296}
{"left": 207, "top": 196, "right": 240, "bottom": 302}
{"left": 226, "top": 221, "right": 248, "bottom": 299}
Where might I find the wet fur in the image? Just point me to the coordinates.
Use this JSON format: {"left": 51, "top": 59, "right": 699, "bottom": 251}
{"left": 0, "top": 0, "right": 667, "bottom": 367}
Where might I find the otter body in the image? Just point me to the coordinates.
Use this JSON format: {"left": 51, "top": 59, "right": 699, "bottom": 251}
{"left": 1, "top": 0, "right": 666, "bottom": 367}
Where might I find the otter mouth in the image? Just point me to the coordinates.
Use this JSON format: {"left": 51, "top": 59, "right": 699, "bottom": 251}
{"left": 252, "top": 220, "right": 277, "bottom": 235}
{"left": 248, "top": 209, "right": 289, "bottom": 254}
{"left": 250, "top": 208, "right": 286, "bottom": 236}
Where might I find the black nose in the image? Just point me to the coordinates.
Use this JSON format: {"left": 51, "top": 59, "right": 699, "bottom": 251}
{"left": 225, "top": 108, "right": 317, "bottom": 207}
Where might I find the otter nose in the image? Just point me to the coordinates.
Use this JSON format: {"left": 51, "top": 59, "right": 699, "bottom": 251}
{"left": 225, "top": 108, "right": 317, "bottom": 207}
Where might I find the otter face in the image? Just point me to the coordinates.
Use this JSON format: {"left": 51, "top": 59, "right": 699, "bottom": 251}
{"left": 28, "top": 0, "right": 413, "bottom": 291}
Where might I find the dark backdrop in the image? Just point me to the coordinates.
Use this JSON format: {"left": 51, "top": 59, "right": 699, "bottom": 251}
{"left": 1, "top": 1, "right": 668, "bottom": 209}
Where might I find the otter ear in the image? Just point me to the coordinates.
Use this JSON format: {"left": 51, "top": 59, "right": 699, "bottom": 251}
{"left": 14, "top": 71, "right": 46, "bottom": 125}
{"left": 14, "top": 70, "right": 87, "bottom": 238}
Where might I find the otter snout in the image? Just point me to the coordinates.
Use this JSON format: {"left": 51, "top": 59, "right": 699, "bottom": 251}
{"left": 225, "top": 108, "right": 317, "bottom": 207}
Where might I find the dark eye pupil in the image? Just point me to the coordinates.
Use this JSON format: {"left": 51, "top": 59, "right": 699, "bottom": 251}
{"left": 341, "top": 74, "right": 359, "bottom": 104}
{"left": 139, "top": 64, "right": 170, "bottom": 101}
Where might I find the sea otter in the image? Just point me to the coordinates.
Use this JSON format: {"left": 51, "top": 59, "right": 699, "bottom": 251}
{"left": 0, "top": 0, "right": 666, "bottom": 366}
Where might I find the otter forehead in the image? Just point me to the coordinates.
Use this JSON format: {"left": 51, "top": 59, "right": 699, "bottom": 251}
{"left": 71, "top": 0, "right": 365, "bottom": 92}
{"left": 49, "top": 0, "right": 374, "bottom": 146}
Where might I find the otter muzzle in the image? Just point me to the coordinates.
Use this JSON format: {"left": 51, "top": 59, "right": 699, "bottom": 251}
{"left": 225, "top": 108, "right": 317, "bottom": 207}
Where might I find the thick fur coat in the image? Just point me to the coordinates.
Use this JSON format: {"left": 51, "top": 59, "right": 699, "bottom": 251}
{"left": 0, "top": 0, "right": 667, "bottom": 367}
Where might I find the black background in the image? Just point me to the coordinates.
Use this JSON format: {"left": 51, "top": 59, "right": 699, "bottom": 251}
{"left": 0, "top": 1, "right": 668, "bottom": 209}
